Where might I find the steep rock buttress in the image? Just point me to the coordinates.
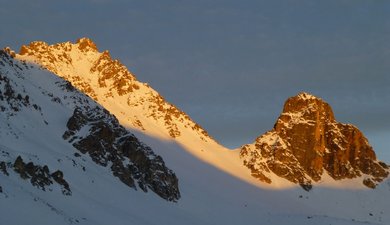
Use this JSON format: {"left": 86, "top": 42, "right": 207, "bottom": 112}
{"left": 240, "top": 92, "right": 389, "bottom": 189}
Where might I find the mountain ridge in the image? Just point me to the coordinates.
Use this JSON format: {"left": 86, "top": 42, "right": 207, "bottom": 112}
{"left": 12, "top": 38, "right": 389, "bottom": 190}
{"left": 16, "top": 38, "right": 213, "bottom": 143}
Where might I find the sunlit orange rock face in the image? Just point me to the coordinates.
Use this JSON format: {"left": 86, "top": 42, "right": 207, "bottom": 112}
{"left": 240, "top": 92, "right": 389, "bottom": 189}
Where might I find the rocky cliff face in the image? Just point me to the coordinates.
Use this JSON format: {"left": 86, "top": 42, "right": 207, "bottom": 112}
{"left": 63, "top": 106, "right": 180, "bottom": 201}
{"left": 240, "top": 92, "right": 389, "bottom": 189}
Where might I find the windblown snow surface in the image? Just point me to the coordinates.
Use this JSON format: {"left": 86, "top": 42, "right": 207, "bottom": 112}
{"left": 0, "top": 43, "right": 388, "bottom": 225}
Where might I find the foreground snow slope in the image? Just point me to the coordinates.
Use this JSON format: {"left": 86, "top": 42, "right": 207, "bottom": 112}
{"left": 3, "top": 129, "right": 389, "bottom": 225}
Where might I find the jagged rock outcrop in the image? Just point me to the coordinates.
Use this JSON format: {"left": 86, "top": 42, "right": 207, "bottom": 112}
{"left": 12, "top": 156, "right": 71, "bottom": 195}
{"left": 63, "top": 106, "right": 180, "bottom": 201}
{"left": 0, "top": 161, "right": 8, "bottom": 176}
{"left": 77, "top": 37, "right": 98, "bottom": 51}
{"left": 240, "top": 92, "right": 389, "bottom": 189}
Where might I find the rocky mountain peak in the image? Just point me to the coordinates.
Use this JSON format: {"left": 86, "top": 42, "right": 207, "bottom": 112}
{"left": 19, "top": 41, "right": 49, "bottom": 56}
{"left": 241, "top": 92, "right": 389, "bottom": 189}
{"left": 280, "top": 92, "right": 335, "bottom": 123}
{"left": 76, "top": 37, "right": 98, "bottom": 52}
{"left": 17, "top": 38, "right": 137, "bottom": 101}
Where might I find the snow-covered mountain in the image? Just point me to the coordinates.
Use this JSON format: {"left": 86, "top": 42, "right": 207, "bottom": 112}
{"left": 0, "top": 48, "right": 180, "bottom": 199}
{"left": 1, "top": 39, "right": 389, "bottom": 225}
{"left": 17, "top": 38, "right": 211, "bottom": 143}
{"left": 15, "top": 38, "right": 389, "bottom": 188}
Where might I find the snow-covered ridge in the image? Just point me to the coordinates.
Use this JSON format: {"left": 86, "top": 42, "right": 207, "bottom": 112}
{"left": 15, "top": 38, "right": 266, "bottom": 190}
{"left": 16, "top": 38, "right": 213, "bottom": 144}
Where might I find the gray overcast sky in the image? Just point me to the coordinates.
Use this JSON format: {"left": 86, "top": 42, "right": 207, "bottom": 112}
{"left": 1, "top": 0, "right": 389, "bottom": 162}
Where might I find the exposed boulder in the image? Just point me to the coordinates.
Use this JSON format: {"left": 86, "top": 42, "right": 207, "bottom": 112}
{"left": 0, "top": 161, "right": 8, "bottom": 176}
{"left": 13, "top": 156, "right": 29, "bottom": 179}
{"left": 12, "top": 156, "right": 71, "bottom": 195}
{"left": 51, "top": 170, "right": 71, "bottom": 195}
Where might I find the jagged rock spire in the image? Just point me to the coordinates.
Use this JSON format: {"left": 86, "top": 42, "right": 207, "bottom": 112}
{"left": 76, "top": 37, "right": 98, "bottom": 51}
{"left": 241, "top": 92, "right": 389, "bottom": 189}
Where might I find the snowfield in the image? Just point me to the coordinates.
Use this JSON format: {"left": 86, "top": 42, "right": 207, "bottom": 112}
{"left": 2, "top": 130, "right": 389, "bottom": 225}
